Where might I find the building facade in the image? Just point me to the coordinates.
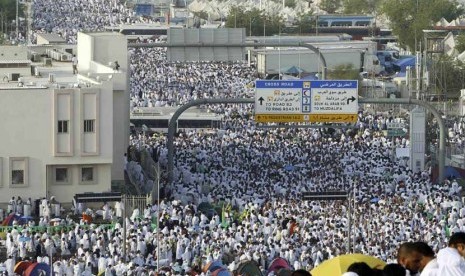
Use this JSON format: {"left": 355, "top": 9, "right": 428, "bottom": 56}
{"left": 0, "top": 32, "right": 129, "bottom": 203}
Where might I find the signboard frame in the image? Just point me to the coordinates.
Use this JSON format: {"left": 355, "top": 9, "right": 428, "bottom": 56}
{"left": 254, "top": 80, "right": 359, "bottom": 123}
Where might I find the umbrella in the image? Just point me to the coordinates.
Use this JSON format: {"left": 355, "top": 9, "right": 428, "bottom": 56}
{"left": 212, "top": 268, "right": 233, "bottom": 276}
{"left": 268, "top": 258, "right": 291, "bottom": 274}
{"left": 431, "top": 166, "right": 465, "bottom": 183}
{"left": 310, "top": 254, "right": 386, "bottom": 276}
{"left": 14, "top": 261, "right": 31, "bottom": 274}
{"left": 2, "top": 214, "right": 20, "bottom": 226}
{"left": 20, "top": 215, "right": 33, "bottom": 224}
{"left": 50, "top": 218, "right": 61, "bottom": 222}
{"left": 203, "top": 260, "right": 223, "bottom": 273}
{"left": 18, "top": 236, "right": 32, "bottom": 242}
{"left": 24, "top": 262, "right": 50, "bottom": 276}
{"left": 445, "top": 166, "right": 465, "bottom": 179}
{"left": 284, "top": 165, "right": 295, "bottom": 171}
{"left": 236, "top": 260, "right": 263, "bottom": 276}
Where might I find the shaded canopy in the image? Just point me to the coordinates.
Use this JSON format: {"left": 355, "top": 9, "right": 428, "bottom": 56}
{"left": 2, "top": 213, "right": 21, "bottom": 226}
{"left": 236, "top": 260, "right": 263, "bottom": 276}
{"left": 311, "top": 254, "right": 386, "bottom": 276}
{"left": 393, "top": 56, "right": 415, "bottom": 72}
{"left": 24, "top": 263, "right": 50, "bottom": 276}
{"left": 279, "top": 65, "right": 306, "bottom": 74}
{"left": 268, "top": 258, "right": 291, "bottom": 274}
{"left": 431, "top": 165, "right": 465, "bottom": 183}
{"left": 14, "top": 261, "right": 31, "bottom": 275}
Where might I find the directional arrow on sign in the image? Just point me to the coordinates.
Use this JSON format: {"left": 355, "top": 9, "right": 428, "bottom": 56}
{"left": 347, "top": 96, "right": 356, "bottom": 105}
{"left": 258, "top": 97, "right": 265, "bottom": 105}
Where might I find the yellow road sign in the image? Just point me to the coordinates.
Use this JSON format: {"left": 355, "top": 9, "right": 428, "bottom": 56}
{"left": 255, "top": 114, "right": 358, "bottom": 123}
{"left": 255, "top": 114, "right": 306, "bottom": 123}
{"left": 309, "top": 114, "right": 358, "bottom": 123}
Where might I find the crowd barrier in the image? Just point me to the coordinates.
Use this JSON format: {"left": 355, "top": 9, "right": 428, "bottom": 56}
{"left": 0, "top": 221, "right": 159, "bottom": 240}
{"left": 0, "top": 224, "right": 116, "bottom": 240}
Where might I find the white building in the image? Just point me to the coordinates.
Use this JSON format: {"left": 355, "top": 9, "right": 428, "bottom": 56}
{"left": 0, "top": 32, "right": 129, "bottom": 203}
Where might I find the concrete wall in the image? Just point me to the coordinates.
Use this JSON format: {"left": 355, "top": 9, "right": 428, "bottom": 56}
{"left": 77, "top": 33, "right": 94, "bottom": 72}
{"left": 77, "top": 32, "right": 129, "bottom": 182}
{"left": 0, "top": 45, "right": 28, "bottom": 60}
{"left": 167, "top": 28, "right": 246, "bottom": 61}
{"left": 0, "top": 83, "right": 113, "bottom": 203}
{"left": 46, "top": 164, "right": 112, "bottom": 201}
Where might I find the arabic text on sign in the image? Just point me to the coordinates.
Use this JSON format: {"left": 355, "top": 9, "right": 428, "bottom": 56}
{"left": 255, "top": 113, "right": 358, "bottom": 123}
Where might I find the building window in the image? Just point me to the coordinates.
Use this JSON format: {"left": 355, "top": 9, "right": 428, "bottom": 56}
{"left": 9, "top": 157, "right": 28, "bottom": 187}
{"left": 55, "top": 168, "right": 69, "bottom": 183}
{"left": 83, "top": 119, "right": 95, "bottom": 133}
{"left": 11, "top": 170, "right": 24, "bottom": 185}
{"left": 58, "top": 120, "right": 69, "bottom": 133}
{"left": 81, "top": 167, "right": 95, "bottom": 183}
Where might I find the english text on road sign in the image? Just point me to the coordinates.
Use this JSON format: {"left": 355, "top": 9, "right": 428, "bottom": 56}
{"left": 255, "top": 114, "right": 307, "bottom": 123}
{"left": 255, "top": 80, "right": 359, "bottom": 123}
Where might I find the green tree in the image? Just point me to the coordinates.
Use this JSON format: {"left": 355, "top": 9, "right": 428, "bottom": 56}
{"left": 246, "top": 8, "right": 266, "bottom": 36}
{"left": 226, "top": 6, "right": 284, "bottom": 36}
{"left": 319, "top": 0, "right": 342, "bottom": 14}
{"left": 455, "top": 34, "right": 465, "bottom": 54}
{"left": 343, "top": 0, "right": 383, "bottom": 14}
{"left": 430, "top": 55, "right": 465, "bottom": 98}
{"left": 326, "top": 63, "right": 360, "bottom": 80}
{"left": 0, "top": 0, "right": 20, "bottom": 22}
{"left": 225, "top": 6, "right": 247, "bottom": 29}
{"left": 294, "top": 11, "right": 315, "bottom": 34}
{"left": 285, "top": 0, "right": 296, "bottom": 8}
{"left": 192, "top": 11, "right": 209, "bottom": 21}
{"left": 382, "top": 0, "right": 463, "bottom": 51}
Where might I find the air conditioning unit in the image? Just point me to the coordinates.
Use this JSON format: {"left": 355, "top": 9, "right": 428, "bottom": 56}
{"left": 8, "top": 73, "right": 20, "bottom": 81}
{"left": 43, "top": 58, "right": 52, "bottom": 66}
{"left": 60, "top": 54, "right": 69, "bottom": 61}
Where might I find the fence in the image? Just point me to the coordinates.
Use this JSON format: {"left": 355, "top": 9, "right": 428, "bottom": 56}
{"left": 0, "top": 224, "right": 115, "bottom": 239}
{"left": 124, "top": 194, "right": 152, "bottom": 214}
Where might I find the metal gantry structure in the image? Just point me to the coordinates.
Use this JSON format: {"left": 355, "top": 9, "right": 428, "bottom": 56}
{"left": 165, "top": 98, "right": 446, "bottom": 185}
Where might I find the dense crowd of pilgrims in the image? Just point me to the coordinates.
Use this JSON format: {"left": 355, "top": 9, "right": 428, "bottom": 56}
{"left": 1, "top": 0, "right": 464, "bottom": 275}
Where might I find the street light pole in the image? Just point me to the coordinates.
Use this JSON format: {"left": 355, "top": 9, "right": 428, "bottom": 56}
{"left": 156, "top": 161, "right": 160, "bottom": 273}
{"left": 122, "top": 194, "right": 127, "bottom": 261}
{"left": 249, "top": 17, "right": 252, "bottom": 36}
{"left": 315, "top": 14, "right": 319, "bottom": 36}
{"left": 16, "top": 0, "right": 18, "bottom": 41}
